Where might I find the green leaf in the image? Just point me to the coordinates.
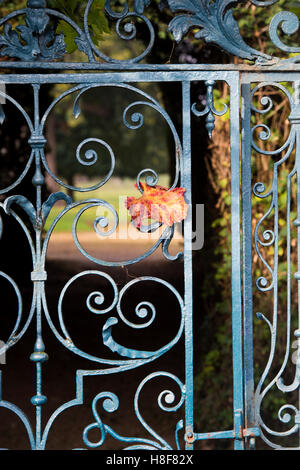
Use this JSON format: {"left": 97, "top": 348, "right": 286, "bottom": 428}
{"left": 57, "top": 21, "right": 77, "bottom": 54}
{"left": 49, "top": 0, "right": 110, "bottom": 52}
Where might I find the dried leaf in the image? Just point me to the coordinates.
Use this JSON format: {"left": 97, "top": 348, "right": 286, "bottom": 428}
{"left": 126, "top": 183, "right": 188, "bottom": 228}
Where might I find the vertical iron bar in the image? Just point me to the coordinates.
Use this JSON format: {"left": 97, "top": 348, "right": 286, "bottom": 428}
{"left": 30, "top": 83, "right": 47, "bottom": 450}
{"left": 241, "top": 82, "right": 256, "bottom": 448}
{"left": 182, "top": 80, "right": 194, "bottom": 450}
{"left": 230, "top": 74, "right": 245, "bottom": 450}
{"left": 34, "top": 83, "right": 42, "bottom": 450}
{"left": 292, "top": 80, "right": 300, "bottom": 448}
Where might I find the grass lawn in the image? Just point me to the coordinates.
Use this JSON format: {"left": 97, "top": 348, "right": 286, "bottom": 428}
{"left": 44, "top": 175, "right": 170, "bottom": 233}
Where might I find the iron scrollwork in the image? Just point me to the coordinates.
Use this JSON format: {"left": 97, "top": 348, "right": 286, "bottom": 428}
{"left": 4, "top": 0, "right": 300, "bottom": 453}
{"left": 0, "top": 0, "right": 66, "bottom": 61}
{"left": 0, "top": 0, "right": 155, "bottom": 63}
{"left": 251, "top": 80, "right": 300, "bottom": 449}
{"left": 167, "top": 0, "right": 300, "bottom": 64}
{"left": 0, "top": 0, "right": 299, "bottom": 64}
{"left": 167, "top": 0, "right": 273, "bottom": 63}
{"left": 0, "top": 72, "right": 187, "bottom": 449}
{"left": 81, "top": 373, "right": 185, "bottom": 450}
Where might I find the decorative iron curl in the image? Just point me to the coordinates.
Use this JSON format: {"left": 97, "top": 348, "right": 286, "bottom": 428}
{"left": 40, "top": 86, "right": 117, "bottom": 193}
{"left": 252, "top": 127, "right": 296, "bottom": 299}
{"left": 251, "top": 82, "right": 293, "bottom": 116}
{"left": 42, "top": 268, "right": 184, "bottom": 367}
{"left": 253, "top": 182, "right": 272, "bottom": 199}
{"left": 42, "top": 82, "right": 182, "bottom": 196}
{"left": 251, "top": 82, "right": 294, "bottom": 156}
{"left": 121, "top": 96, "right": 183, "bottom": 248}
{"left": 75, "top": 138, "right": 114, "bottom": 169}
{"left": 269, "top": 11, "right": 300, "bottom": 54}
{"left": 40, "top": 141, "right": 115, "bottom": 194}
{"left": 83, "top": 392, "right": 119, "bottom": 448}
{"left": 1, "top": 0, "right": 300, "bottom": 64}
{"left": 252, "top": 82, "right": 300, "bottom": 449}
{"left": 121, "top": 93, "right": 182, "bottom": 191}
{"left": 252, "top": 130, "right": 296, "bottom": 295}
{"left": 133, "top": 371, "right": 185, "bottom": 449}
{"left": 123, "top": 102, "right": 146, "bottom": 130}
{"left": 136, "top": 168, "right": 159, "bottom": 194}
{"left": 257, "top": 402, "right": 300, "bottom": 442}
{"left": 250, "top": 1, "right": 279, "bottom": 5}
{"left": 251, "top": 2, "right": 300, "bottom": 63}
{"left": 254, "top": 199, "right": 275, "bottom": 293}
{"left": 45, "top": 85, "right": 184, "bottom": 264}
{"left": 258, "top": 229, "right": 275, "bottom": 247}
{"left": 82, "top": 371, "right": 185, "bottom": 450}
{"left": 278, "top": 405, "right": 299, "bottom": 425}
{"left": 103, "top": 276, "right": 185, "bottom": 359}
{"left": 57, "top": 270, "right": 120, "bottom": 360}
{"left": 73, "top": 200, "right": 119, "bottom": 241}
{"left": 84, "top": 0, "right": 155, "bottom": 63}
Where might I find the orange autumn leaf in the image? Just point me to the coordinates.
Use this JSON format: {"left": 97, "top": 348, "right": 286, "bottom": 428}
{"left": 125, "top": 183, "right": 188, "bottom": 228}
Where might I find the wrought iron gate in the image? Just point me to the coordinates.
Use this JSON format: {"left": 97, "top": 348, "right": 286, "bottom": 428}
{"left": 1, "top": 0, "right": 300, "bottom": 451}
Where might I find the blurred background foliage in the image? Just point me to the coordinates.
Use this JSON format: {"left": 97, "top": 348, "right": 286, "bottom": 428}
{"left": 1, "top": 0, "right": 300, "bottom": 449}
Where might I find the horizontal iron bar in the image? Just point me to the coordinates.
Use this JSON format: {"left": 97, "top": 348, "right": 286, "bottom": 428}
{"left": 195, "top": 430, "right": 235, "bottom": 441}
{"left": 0, "top": 71, "right": 238, "bottom": 85}
{"left": 241, "top": 72, "right": 300, "bottom": 83}
{"left": 3, "top": 71, "right": 300, "bottom": 86}
{"left": 194, "top": 427, "right": 260, "bottom": 441}
{"left": 243, "top": 428, "right": 261, "bottom": 438}
{"left": 0, "top": 62, "right": 300, "bottom": 72}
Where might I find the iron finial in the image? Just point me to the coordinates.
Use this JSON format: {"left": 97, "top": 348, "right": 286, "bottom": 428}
{"left": 27, "top": 0, "right": 46, "bottom": 8}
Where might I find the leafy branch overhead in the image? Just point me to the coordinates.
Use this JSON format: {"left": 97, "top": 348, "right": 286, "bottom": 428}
{"left": 47, "top": 0, "right": 110, "bottom": 54}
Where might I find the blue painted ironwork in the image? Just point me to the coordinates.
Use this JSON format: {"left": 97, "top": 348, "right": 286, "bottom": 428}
{"left": 191, "top": 80, "right": 228, "bottom": 139}
{"left": 0, "top": 0, "right": 299, "bottom": 66}
{"left": 241, "top": 73, "right": 300, "bottom": 450}
{"left": 3, "top": 0, "right": 300, "bottom": 452}
{"left": 0, "top": 68, "right": 243, "bottom": 450}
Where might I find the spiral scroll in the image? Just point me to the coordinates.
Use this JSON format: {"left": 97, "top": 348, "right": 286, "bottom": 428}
{"left": 253, "top": 80, "right": 300, "bottom": 448}
{"left": 1, "top": 0, "right": 300, "bottom": 64}
{"left": 40, "top": 271, "right": 185, "bottom": 369}
{"left": 81, "top": 371, "right": 185, "bottom": 450}
{"left": 84, "top": 0, "right": 155, "bottom": 63}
